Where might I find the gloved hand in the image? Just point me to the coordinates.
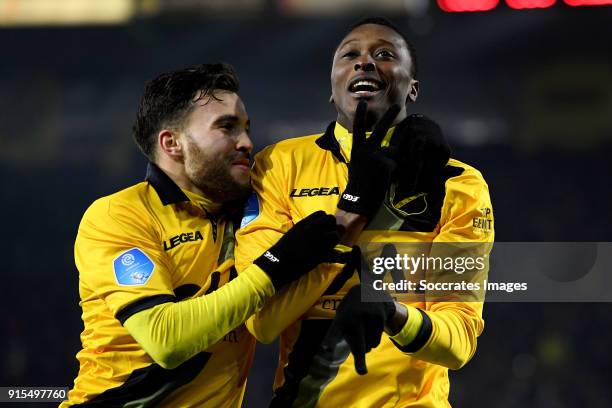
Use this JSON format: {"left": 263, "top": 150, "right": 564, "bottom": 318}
{"left": 337, "top": 101, "right": 400, "bottom": 219}
{"left": 388, "top": 114, "right": 451, "bottom": 198}
{"left": 328, "top": 284, "right": 396, "bottom": 375}
{"left": 254, "top": 211, "right": 340, "bottom": 291}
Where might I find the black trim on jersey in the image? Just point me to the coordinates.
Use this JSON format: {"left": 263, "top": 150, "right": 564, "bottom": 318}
{"left": 330, "top": 247, "right": 355, "bottom": 265}
{"left": 145, "top": 162, "right": 189, "bottom": 206}
{"left": 269, "top": 320, "right": 334, "bottom": 407}
{"left": 174, "top": 284, "right": 201, "bottom": 301}
{"left": 229, "top": 265, "right": 238, "bottom": 282}
{"left": 205, "top": 272, "right": 221, "bottom": 294}
{"left": 315, "top": 122, "right": 347, "bottom": 164}
{"left": 116, "top": 294, "right": 176, "bottom": 325}
{"left": 75, "top": 352, "right": 212, "bottom": 407}
{"left": 390, "top": 309, "right": 433, "bottom": 353}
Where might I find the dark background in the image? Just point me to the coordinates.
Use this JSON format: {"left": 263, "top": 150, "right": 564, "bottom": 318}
{"left": 1, "top": 1, "right": 611, "bottom": 406}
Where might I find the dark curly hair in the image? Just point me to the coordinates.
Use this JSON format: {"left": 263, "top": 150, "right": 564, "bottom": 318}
{"left": 133, "top": 63, "right": 239, "bottom": 160}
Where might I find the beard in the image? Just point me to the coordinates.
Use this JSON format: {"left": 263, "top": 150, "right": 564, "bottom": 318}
{"left": 184, "top": 140, "right": 252, "bottom": 204}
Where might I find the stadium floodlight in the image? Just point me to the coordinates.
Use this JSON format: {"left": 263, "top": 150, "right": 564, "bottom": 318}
{"left": 0, "top": 0, "right": 133, "bottom": 27}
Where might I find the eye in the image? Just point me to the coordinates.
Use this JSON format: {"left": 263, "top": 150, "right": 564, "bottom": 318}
{"left": 342, "top": 50, "right": 358, "bottom": 59}
{"left": 375, "top": 49, "right": 395, "bottom": 59}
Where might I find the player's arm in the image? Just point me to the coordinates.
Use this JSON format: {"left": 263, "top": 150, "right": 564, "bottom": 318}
{"left": 330, "top": 167, "right": 493, "bottom": 375}
{"left": 78, "top": 198, "right": 338, "bottom": 369}
{"left": 235, "top": 146, "right": 349, "bottom": 343}
{"left": 121, "top": 263, "right": 273, "bottom": 369}
{"left": 389, "top": 170, "right": 494, "bottom": 370}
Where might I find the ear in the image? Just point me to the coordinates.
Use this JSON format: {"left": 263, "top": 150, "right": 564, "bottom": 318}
{"left": 329, "top": 93, "right": 334, "bottom": 104}
{"left": 158, "top": 129, "right": 184, "bottom": 160}
{"left": 406, "top": 79, "right": 419, "bottom": 104}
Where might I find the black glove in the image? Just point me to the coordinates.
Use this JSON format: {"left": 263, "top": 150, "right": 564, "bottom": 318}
{"left": 337, "top": 101, "right": 400, "bottom": 219}
{"left": 388, "top": 114, "right": 451, "bottom": 198}
{"left": 254, "top": 211, "right": 340, "bottom": 291}
{"left": 328, "top": 284, "right": 396, "bottom": 375}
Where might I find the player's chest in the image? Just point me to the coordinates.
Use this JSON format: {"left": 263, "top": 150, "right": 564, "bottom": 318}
{"left": 284, "top": 157, "right": 442, "bottom": 238}
{"left": 158, "top": 211, "right": 235, "bottom": 296}
{"left": 286, "top": 159, "right": 348, "bottom": 219}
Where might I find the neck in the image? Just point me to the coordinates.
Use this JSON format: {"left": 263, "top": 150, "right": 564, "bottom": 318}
{"left": 155, "top": 156, "right": 206, "bottom": 198}
{"left": 336, "top": 106, "right": 408, "bottom": 132}
{"left": 336, "top": 115, "right": 353, "bottom": 133}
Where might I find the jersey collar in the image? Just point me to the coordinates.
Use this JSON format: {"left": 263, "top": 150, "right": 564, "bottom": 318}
{"left": 145, "top": 162, "right": 189, "bottom": 206}
{"left": 315, "top": 121, "right": 347, "bottom": 164}
{"left": 145, "top": 162, "right": 227, "bottom": 217}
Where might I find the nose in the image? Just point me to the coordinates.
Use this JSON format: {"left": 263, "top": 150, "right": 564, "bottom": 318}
{"left": 236, "top": 131, "right": 253, "bottom": 153}
{"left": 354, "top": 55, "right": 375, "bottom": 72}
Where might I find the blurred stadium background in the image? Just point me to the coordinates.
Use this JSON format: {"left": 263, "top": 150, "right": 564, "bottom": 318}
{"left": 1, "top": 0, "right": 611, "bottom": 406}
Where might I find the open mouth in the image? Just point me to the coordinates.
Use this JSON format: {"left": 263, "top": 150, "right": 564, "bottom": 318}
{"left": 348, "top": 77, "right": 385, "bottom": 95}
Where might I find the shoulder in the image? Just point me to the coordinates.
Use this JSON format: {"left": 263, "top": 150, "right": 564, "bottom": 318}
{"left": 439, "top": 159, "right": 494, "bottom": 238}
{"left": 81, "top": 182, "right": 152, "bottom": 228}
{"left": 252, "top": 133, "right": 325, "bottom": 181}
{"left": 255, "top": 133, "right": 323, "bottom": 162}
{"left": 445, "top": 158, "right": 490, "bottom": 195}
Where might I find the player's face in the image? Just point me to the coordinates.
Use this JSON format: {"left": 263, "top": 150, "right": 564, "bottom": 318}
{"left": 331, "top": 24, "right": 418, "bottom": 131}
{"left": 182, "top": 91, "right": 253, "bottom": 203}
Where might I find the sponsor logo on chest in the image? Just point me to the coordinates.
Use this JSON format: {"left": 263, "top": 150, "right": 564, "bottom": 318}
{"left": 289, "top": 186, "right": 340, "bottom": 198}
{"left": 163, "top": 230, "right": 204, "bottom": 251}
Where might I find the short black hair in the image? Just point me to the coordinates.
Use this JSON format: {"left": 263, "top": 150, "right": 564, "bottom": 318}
{"left": 343, "top": 17, "right": 418, "bottom": 79}
{"left": 133, "top": 63, "right": 239, "bottom": 160}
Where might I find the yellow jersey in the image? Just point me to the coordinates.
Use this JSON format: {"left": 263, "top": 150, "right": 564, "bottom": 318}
{"left": 235, "top": 122, "right": 494, "bottom": 407}
{"left": 63, "top": 162, "right": 265, "bottom": 408}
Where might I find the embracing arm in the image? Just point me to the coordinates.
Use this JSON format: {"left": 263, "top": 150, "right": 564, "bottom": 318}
{"left": 389, "top": 168, "right": 494, "bottom": 370}
{"left": 123, "top": 264, "right": 274, "bottom": 369}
